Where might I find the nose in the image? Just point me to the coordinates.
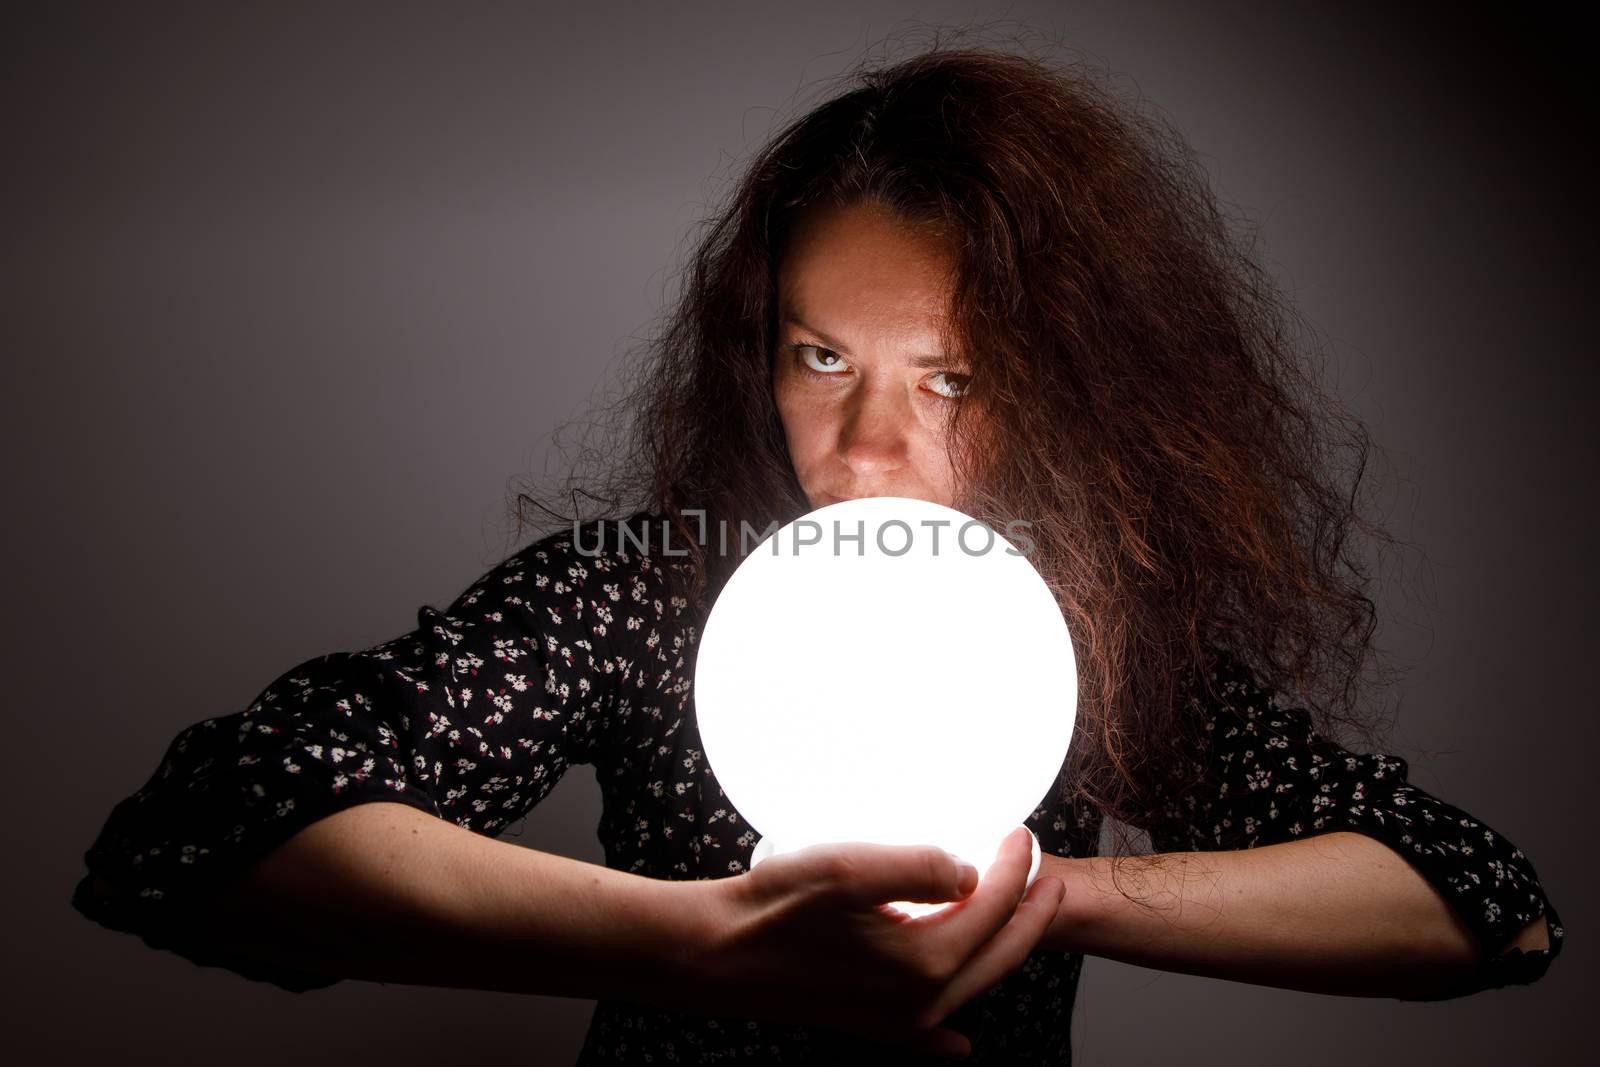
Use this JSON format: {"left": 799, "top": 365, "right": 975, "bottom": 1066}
{"left": 836, "top": 382, "right": 910, "bottom": 479}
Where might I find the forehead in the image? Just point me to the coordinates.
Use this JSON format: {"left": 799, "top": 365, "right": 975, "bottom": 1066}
{"left": 776, "top": 201, "right": 956, "bottom": 326}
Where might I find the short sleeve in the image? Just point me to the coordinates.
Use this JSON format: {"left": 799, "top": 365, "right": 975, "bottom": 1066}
{"left": 1145, "top": 653, "right": 1565, "bottom": 1001}
{"left": 70, "top": 523, "right": 634, "bottom": 991}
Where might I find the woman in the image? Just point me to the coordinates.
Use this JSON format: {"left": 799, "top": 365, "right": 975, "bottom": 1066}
{"left": 71, "top": 47, "right": 1564, "bottom": 1064}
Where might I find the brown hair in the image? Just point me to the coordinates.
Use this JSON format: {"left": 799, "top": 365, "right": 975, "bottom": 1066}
{"left": 514, "top": 41, "right": 1397, "bottom": 863}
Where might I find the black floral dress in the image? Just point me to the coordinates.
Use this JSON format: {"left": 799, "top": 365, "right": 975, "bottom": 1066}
{"left": 71, "top": 513, "right": 1565, "bottom": 1064}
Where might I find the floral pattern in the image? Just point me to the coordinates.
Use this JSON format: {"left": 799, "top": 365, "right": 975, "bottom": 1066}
{"left": 73, "top": 513, "right": 1564, "bottom": 1062}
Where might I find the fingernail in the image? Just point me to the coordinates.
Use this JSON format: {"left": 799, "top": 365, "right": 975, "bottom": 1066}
{"left": 957, "top": 863, "right": 980, "bottom": 895}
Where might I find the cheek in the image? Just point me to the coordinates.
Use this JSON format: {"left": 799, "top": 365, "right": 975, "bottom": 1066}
{"left": 771, "top": 392, "right": 808, "bottom": 466}
{"left": 910, "top": 423, "right": 960, "bottom": 498}
{"left": 780, "top": 407, "right": 828, "bottom": 464}
{"left": 773, "top": 381, "right": 824, "bottom": 455}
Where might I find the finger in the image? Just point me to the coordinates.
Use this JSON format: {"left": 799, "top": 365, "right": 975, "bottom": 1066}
{"left": 919, "top": 875, "right": 1066, "bottom": 1028}
{"left": 922, "top": 826, "right": 1037, "bottom": 950}
{"left": 784, "top": 841, "right": 981, "bottom": 909}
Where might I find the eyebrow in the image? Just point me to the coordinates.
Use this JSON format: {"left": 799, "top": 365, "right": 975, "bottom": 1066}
{"left": 780, "top": 314, "right": 959, "bottom": 371}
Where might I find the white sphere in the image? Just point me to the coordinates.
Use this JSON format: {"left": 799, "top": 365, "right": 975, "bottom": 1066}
{"left": 693, "top": 497, "right": 1077, "bottom": 915}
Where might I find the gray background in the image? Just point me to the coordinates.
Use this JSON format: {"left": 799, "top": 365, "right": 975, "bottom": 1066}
{"left": 4, "top": 2, "right": 1591, "bottom": 1064}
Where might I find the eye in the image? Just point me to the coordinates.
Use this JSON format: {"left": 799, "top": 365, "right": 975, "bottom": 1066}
{"left": 926, "top": 371, "right": 970, "bottom": 400}
{"left": 789, "top": 343, "right": 850, "bottom": 377}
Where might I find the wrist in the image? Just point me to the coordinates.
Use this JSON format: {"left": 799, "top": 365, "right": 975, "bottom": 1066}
{"left": 628, "top": 872, "right": 743, "bottom": 1008}
{"left": 1037, "top": 852, "right": 1102, "bottom": 952}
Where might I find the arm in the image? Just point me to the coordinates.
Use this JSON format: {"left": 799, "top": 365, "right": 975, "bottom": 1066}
{"left": 1037, "top": 653, "right": 1564, "bottom": 1000}
{"left": 178, "top": 801, "right": 1061, "bottom": 1059}
{"left": 167, "top": 799, "right": 720, "bottom": 1004}
{"left": 1038, "top": 831, "right": 1548, "bottom": 1000}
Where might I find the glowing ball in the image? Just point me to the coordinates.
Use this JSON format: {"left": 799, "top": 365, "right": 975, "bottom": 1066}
{"left": 693, "top": 496, "right": 1077, "bottom": 916}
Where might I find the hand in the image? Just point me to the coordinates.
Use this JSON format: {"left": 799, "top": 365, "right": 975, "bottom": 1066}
{"left": 693, "top": 826, "right": 1066, "bottom": 1058}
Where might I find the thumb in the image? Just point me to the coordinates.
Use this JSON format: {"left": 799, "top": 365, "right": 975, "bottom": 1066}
{"left": 790, "top": 841, "right": 981, "bottom": 909}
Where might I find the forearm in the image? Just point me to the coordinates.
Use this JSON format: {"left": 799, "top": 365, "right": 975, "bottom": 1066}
{"left": 1041, "top": 831, "right": 1546, "bottom": 999}
{"left": 184, "top": 801, "right": 718, "bottom": 1006}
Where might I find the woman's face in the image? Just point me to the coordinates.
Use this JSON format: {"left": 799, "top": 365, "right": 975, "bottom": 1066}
{"left": 772, "top": 200, "right": 969, "bottom": 510}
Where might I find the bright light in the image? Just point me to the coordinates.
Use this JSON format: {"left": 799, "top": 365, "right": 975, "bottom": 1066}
{"left": 694, "top": 497, "right": 1078, "bottom": 917}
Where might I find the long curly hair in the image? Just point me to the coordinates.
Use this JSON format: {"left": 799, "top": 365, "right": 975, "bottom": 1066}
{"left": 513, "top": 41, "right": 1399, "bottom": 862}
